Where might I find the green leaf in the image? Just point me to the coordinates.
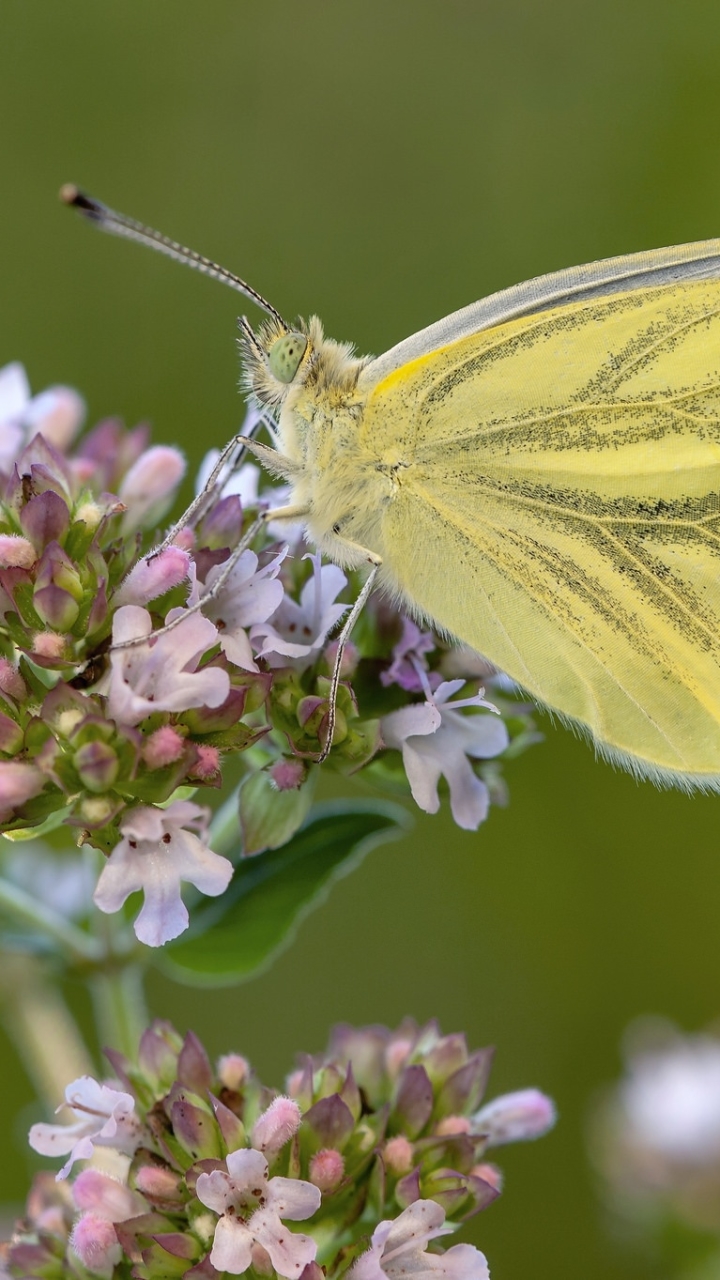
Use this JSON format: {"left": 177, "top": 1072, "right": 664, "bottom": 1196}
{"left": 159, "top": 799, "right": 409, "bottom": 987}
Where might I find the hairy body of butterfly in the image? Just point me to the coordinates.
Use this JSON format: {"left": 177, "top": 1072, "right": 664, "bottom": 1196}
{"left": 242, "top": 247, "right": 720, "bottom": 792}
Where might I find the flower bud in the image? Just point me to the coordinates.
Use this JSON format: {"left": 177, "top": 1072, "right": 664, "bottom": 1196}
{"left": 383, "top": 1135, "right": 414, "bottom": 1174}
{"left": 217, "top": 1053, "right": 250, "bottom": 1091}
{"left": 472, "top": 1089, "right": 557, "bottom": 1146}
{"left": 309, "top": 1148, "right": 345, "bottom": 1192}
{"left": 188, "top": 744, "right": 221, "bottom": 780}
{"left": 74, "top": 740, "right": 120, "bottom": 792}
{"left": 0, "top": 711, "right": 23, "bottom": 754}
{"left": 251, "top": 1095, "right": 302, "bottom": 1157}
{"left": 0, "top": 534, "right": 36, "bottom": 568}
{"left": 114, "top": 546, "right": 190, "bottom": 607}
{"left": 70, "top": 1213, "right": 121, "bottom": 1275}
{"left": 119, "top": 445, "right": 186, "bottom": 533}
{"left": 143, "top": 725, "right": 186, "bottom": 770}
{"left": 33, "top": 584, "right": 80, "bottom": 630}
{"left": 270, "top": 757, "right": 307, "bottom": 791}
{"left": 72, "top": 1169, "right": 145, "bottom": 1220}
{"left": 0, "top": 658, "right": 27, "bottom": 702}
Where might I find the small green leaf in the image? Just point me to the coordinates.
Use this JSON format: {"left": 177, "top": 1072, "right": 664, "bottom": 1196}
{"left": 159, "top": 799, "right": 409, "bottom": 986}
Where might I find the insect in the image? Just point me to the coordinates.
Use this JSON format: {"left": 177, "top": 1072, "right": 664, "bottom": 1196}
{"left": 61, "top": 185, "right": 720, "bottom": 790}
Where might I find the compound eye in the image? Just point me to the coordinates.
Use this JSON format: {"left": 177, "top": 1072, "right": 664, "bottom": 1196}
{"left": 268, "top": 331, "right": 308, "bottom": 383}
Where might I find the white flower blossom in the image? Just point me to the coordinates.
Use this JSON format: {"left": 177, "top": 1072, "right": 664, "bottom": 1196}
{"left": 252, "top": 552, "right": 348, "bottom": 670}
{"left": 381, "top": 679, "right": 507, "bottom": 830}
{"left": 106, "top": 604, "right": 229, "bottom": 727}
{"left": 93, "top": 801, "right": 233, "bottom": 946}
{"left": 28, "top": 1076, "right": 141, "bottom": 1179}
{"left": 0, "top": 361, "right": 85, "bottom": 473}
{"left": 351, "top": 1200, "right": 489, "bottom": 1280}
{"left": 196, "top": 1147, "right": 321, "bottom": 1277}
{"left": 202, "top": 547, "right": 287, "bottom": 670}
{"left": 620, "top": 1031, "right": 720, "bottom": 1162}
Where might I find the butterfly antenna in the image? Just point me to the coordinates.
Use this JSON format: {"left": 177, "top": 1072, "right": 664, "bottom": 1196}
{"left": 59, "top": 184, "right": 288, "bottom": 329}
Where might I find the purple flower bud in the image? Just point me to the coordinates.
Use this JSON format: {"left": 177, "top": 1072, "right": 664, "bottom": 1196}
{"left": 171, "top": 1094, "right": 221, "bottom": 1161}
{"left": 33, "top": 583, "right": 80, "bottom": 630}
{"left": 19, "top": 489, "right": 70, "bottom": 551}
{"left": 178, "top": 1030, "right": 213, "bottom": 1093}
{"left": 199, "top": 493, "right": 244, "bottom": 549}
{"left": 73, "top": 740, "right": 120, "bottom": 792}
{"left": 394, "top": 1065, "right": 434, "bottom": 1137}
{"left": 0, "top": 658, "right": 26, "bottom": 701}
{"left": 302, "top": 1094, "right": 355, "bottom": 1151}
{"left": 471, "top": 1089, "right": 557, "bottom": 1146}
{"left": 35, "top": 542, "right": 83, "bottom": 599}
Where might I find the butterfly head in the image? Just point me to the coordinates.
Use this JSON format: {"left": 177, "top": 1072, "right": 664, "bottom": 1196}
{"left": 240, "top": 314, "right": 367, "bottom": 411}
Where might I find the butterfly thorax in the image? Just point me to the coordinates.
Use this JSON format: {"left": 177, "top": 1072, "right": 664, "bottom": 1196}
{"left": 243, "top": 316, "right": 396, "bottom": 567}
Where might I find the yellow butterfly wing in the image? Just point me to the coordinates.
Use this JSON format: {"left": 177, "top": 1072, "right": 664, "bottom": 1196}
{"left": 360, "top": 277, "right": 720, "bottom": 788}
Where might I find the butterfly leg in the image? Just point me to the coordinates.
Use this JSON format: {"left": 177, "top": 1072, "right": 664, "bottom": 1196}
{"left": 110, "top": 501, "right": 310, "bottom": 652}
{"left": 317, "top": 541, "right": 382, "bottom": 764}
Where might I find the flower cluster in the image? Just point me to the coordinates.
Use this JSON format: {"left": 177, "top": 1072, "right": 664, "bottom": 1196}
{"left": 7, "top": 1018, "right": 555, "bottom": 1279}
{"left": 590, "top": 1018, "right": 720, "bottom": 1269}
{"left": 0, "top": 365, "right": 538, "bottom": 944}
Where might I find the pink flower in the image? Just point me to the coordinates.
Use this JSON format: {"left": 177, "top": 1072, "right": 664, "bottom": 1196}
{"left": 93, "top": 801, "right": 233, "bottom": 947}
{"left": 471, "top": 1089, "right": 557, "bottom": 1146}
{"left": 106, "top": 604, "right": 230, "bottom": 726}
{"left": 196, "top": 1147, "right": 321, "bottom": 1277}
{"left": 202, "top": 548, "right": 286, "bottom": 670}
{"left": 252, "top": 552, "right": 348, "bottom": 670}
{"left": 381, "top": 681, "right": 507, "bottom": 830}
{"left": 28, "top": 1076, "right": 141, "bottom": 1179}
{"left": 351, "top": 1200, "right": 489, "bottom": 1280}
{"left": 381, "top": 618, "right": 439, "bottom": 693}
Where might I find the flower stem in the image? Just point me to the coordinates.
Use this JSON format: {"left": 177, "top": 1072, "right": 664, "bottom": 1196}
{"left": 0, "top": 954, "right": 93, "bottom": 1108}
{"left": 89, "top": 961, "right": 148, "bottom": 1060}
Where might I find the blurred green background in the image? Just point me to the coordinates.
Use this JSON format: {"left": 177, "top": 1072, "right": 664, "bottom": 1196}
{"left": 3, "top": 2, "right": 720, "bottom": 1276}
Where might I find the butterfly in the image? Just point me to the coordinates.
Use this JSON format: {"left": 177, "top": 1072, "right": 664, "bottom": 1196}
{"left": 61, "top": 186, "right": 720, "bottom": 790}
